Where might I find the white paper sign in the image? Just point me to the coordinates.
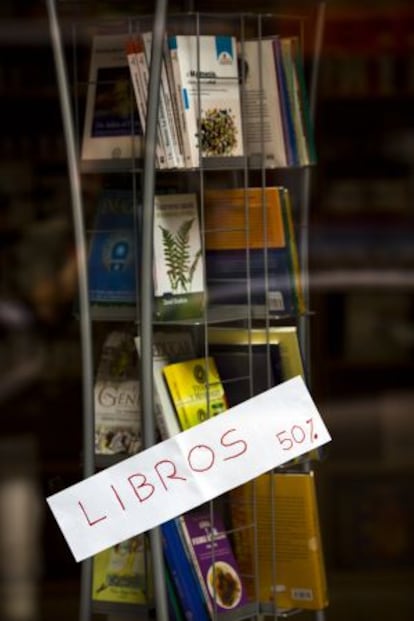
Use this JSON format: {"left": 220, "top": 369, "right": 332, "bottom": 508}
{"left": 47, "top": 376, "right": 331, "bottom": 562}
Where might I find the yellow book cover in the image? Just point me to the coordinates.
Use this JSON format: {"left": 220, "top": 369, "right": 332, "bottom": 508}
{"left": 162, "top": 356, "right": 228, "bottom": 430}
{"left": 230, "top": 472, "right": 328, "bottom": 611}
{"left": 92, "top": 535, "right": 150, "bottom": 606}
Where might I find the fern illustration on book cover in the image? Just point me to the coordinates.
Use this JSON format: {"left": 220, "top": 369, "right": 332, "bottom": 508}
{"left": 153, "top": 193, "right": 204, "bottom": 320}
{"left": 94, "top": 331, "right": 141, "bottom": 456}
{"left": 162, "top": 356, "right": 228, "bottom": 430}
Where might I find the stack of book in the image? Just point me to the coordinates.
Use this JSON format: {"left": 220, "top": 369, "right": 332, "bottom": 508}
{"left": 82, "top": 32, "right": 315, "bottom": 169}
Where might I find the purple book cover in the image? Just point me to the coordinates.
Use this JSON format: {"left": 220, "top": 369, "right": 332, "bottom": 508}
{"left": 181, "top": 507, "right": 248, "bottom": 613}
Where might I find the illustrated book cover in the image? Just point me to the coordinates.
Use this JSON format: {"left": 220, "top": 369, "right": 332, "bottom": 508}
{"left": 179, "top": 505, "right": 249, "bottom": 614}
{"left": 162, "top": 356, "right": 228, "bottom": 430}
{"left": 153, "top": 192, "right": 204, "bottom": 321}
{"left": 81, "top": 34, "right": 143, "bottom": 162}
{"left": 92, "top": 534, "right": 149, "bottom": 607}
{"left": 230, "top": 471, "right": 329, "bottom": 611}
{"left": 94, "top": 330, "right": 141, "bottom": 456}
{"left": 87, "top": 189, "right": 138, "bottom": 306}
{"left": 168, "top": 34, "right": 244, "bottom": 167}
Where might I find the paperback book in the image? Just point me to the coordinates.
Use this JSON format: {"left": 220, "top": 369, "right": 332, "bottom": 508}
{"left": 168, "top": 34, "right": 244, "bottom": 167}
{"left": 94, "top": 331, "right": 141, "bottom": 456}
{"left": 239, "top": 38, "right": 287, "bottom": 167}
{"left": 230, "top": 471, "right": 329, "bottom": 611}
{"left": 153, "top": 193, "right": 204, "bottom": 321}
{"left": 87, "top": 189, "right": 138, "bottom": 306}
{"left": 204, "top": 187, "right": 301, "bottom": 316}
{"left": 81, "top": 34, "right": 143, "bottom": 162}
{"left": 92, "top": 535, "right": 148, "bottom": 607}
{"left": 162, "top": 356, "right": 228, "bottom": 430}
{"left": 179, "top": 505, "right": 249, "bottom": 614}
{"left": 135, "top": 329, "right": 196, "bottom": 440}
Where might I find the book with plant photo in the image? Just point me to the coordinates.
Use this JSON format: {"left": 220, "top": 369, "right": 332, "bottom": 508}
{"left": 153, "top": 193, "right": 204, "bottom": 320}
{"left": 168, "top": 34, "right": 243, "bottom": 167}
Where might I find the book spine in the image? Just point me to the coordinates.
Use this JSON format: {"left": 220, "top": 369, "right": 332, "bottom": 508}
{"left": 161, "top": 519, "right": 210, "bottom": 621}
{"left": 163, "top": 35, "right": 186, "bottom": 168}
{"left": 280, "top": 187, "right": 306, "bottom": 315}
{"left": 168, "top": 36, "right": 195, "bottom": 168}
{"left": 273, "top": 37, "right": 299, "bottom": 166}
{"left": 291, "top": 37, "right": 317, "bottom": 165}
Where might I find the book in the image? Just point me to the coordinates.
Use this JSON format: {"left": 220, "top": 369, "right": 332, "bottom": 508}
{"left": 280, "top": 187, "right": 306, "bottom": 315}
{"left": 208, "top": 342, "right": 283, "bottom": 408}
{"left": 153, "top": 193, "right": 205, "bottom": 321}
{"left": 273, "top": 36, "right": 299, "bottom": 166}
{"left": 161, "top": 518, "right": 210, "bottom": 621}
{"left": 204, "top": 187, "right": 301, "bottom": 316}
{"left": 134, "top": 330, "right": 197, "bottom": 440}
{"left": 81, "top": 34, "right": 143, "bottom": 162}
{"left": 207, "top": 326, "right": 305, "bottom": 382}
{"left": 239, "top": 38, "right": 287, "bottom": 167}
{"left": 126, "top": 36, "right": 166, "bottom": 169}
{"left": 92, "top": 534, "right": 148, "bottom": 607}
{"left": 162, "top": 356, "right": 228, "bottom": 430}
{"left": 230, "top": 471, "right": 329, "bottom": 611}
{"left": 87, "top": 188, "right": 138, "bottom": 306}
{"left": 141, "top": 31, "right": 184, "bottom": 169}
{"left": 179, "top": 505, "right": 249, "bottom": 615}
{"left": 168, "top": 35, "right": 244, "bottom": 167}
{"left": 290, "top": 36, "right": 317, "bottom": 165}
{"left": 94, "top": 331, "right": 141, "bottom": 456}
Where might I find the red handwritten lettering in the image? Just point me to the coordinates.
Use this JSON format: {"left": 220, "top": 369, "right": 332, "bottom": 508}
{"left": 78, "top": 501, "right": 107, "bottom": 526}
{"left": 220, "top": 428, "right": 248, "bottom": 460}
{"left": 128, "top": 474, "right": 155, "bottom": 502}
{"left": 154, "top": 459, "right": 187, "bottom": 491}
{"left": 187, "top": 444, "right": 215, "bottom": 472}
{"left": 111, "top": 484, "right": 126, "bottom": 510}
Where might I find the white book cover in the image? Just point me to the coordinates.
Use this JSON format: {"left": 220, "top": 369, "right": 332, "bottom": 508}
{"left": 141, "top": 32, "right": 184, "bottom": 169}
{"left": 94, "top": 331, "right": 141, "bottom": 456}
{"left": 168, "top": 35, "right": 244, "bottom": 167}
{"left": 81, "top": 34, "right": 143, "bottom": 162}
{"left": 135, "top": 331, "right": 196, "bottom": 440}
{"left": 153, "top": 193, "right": 204, "bottom": 320}
{"left": 240, "top": 39, "right": 287, "bottom": 167}
{"left": 126, "top": 38, "right": 166, "bottom": 169}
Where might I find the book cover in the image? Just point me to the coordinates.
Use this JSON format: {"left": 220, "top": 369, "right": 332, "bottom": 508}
{"left": 280, "top": 187, "right": 306, "bottom": 314}
{"left": 162, "top": 356, "right": 228, "bottom": 430}
{"left": 207, "top": 326, "right": 305, "bottom": 382}
{"left": 153, "top": 193, "right": 204, "bottom": 321}
{"left": 168, "top": 35, "right": 244, "bottom": 167}
{"left": 81, "top": 34, "right": 143, "bottom": 162}
{"left": 92, "top": 534, "right": 148, "bottom": 606}
{"left": 208, "top": 342, "right": 283, "bottom": 408}
{"left": 179, "top": 505, "right": 249, "bottom": 614}
{"left": 135, "top": 330, "right": 196, "bottom": 440}
{"left": 161, "top": 518, "right": 210, "bottom": 621}
{"left": 230, "top": 471, "right": 329, "bottom": 611}
{"left": 94, "top": 331, "right": 141, "bottom": 456}
{"left": 87, "top": 189, "right": 138, "bottom": 305}
{"left": 204, "top": 187, "right": 298, "bottom": 316}
{"left": 239, "top": 38, "right": 287, "bottom": 167}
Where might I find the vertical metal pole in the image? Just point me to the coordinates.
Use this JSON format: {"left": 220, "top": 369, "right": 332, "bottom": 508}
{"left": 45, "top": 2, "right": 94, "bottom": 621}
{"left": 140, "top": 1, "right": 170, "bottom": 619}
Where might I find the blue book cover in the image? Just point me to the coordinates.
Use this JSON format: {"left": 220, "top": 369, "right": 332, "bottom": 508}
{"left": 206, "top": 247, "right": 296, "bottom": 315}
{"left": 88, "top": 189, "right": 138, "bottom": 305}
{"left": 273, "top": 37, "right": 299, "bottom": 167}
{"left": 161, "top": 519, "right": 210, "bottom": 621}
